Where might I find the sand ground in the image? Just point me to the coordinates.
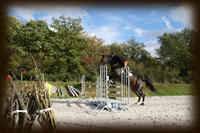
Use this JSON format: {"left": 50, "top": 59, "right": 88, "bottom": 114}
{"left": 48, "top": 96, "right": 195, "bottom": 131}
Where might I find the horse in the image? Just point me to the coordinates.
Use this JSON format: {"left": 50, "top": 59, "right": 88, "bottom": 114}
{"left": 99, "top": 54, "right": 157, "bottom": 105}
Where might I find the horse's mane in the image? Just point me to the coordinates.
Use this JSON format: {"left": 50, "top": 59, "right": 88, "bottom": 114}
{"left": 104, "top": 55, "right": 112, "bottom": 64}
{"left": 100, "top": 54, "right": 121, "bottom": 69}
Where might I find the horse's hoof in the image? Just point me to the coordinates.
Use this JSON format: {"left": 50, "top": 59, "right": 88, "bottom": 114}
{"left": 135, "top": 102, "right": 139, "bottom": 105}
{"left": 140, "top": 103, "right": 144, "bottom": 105}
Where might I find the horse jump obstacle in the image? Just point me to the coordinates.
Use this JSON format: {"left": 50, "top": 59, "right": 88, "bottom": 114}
{"left": 78, "top": 74, "right": 101, "bottom": 103}
{"left": 77, "top": 75, "right": 90, "bottom": 103}
{"left": 94, "top": 65, "right": 130, "bottom": 112}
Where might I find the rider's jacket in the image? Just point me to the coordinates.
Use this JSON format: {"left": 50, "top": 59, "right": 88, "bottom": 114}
{"left": 111, "top": 55, "right": 126, "bottom": 68}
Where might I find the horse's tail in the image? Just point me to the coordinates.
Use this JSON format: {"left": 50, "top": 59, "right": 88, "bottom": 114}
{"left": 143, "top": 80, "right": 157, "bottom": 92}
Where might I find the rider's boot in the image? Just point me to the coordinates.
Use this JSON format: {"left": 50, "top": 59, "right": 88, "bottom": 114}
{"left": 108, "top": 80, "right": 115, "bottom": 84}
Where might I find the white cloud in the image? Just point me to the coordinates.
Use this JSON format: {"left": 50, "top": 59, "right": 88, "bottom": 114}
{"left": 39, "top": 6, "right": 89, "bottom": 22}
{"left": 144, "top": 40, "right": 160, "bottom": 57}
{"left": 9, "top": 7, "right": 36, "bottom": 21}
{"left": 86, "top": 25, "right": 121, "bottom": 44}
{"left": 123, "top": 22, "right": 134, "bottom": 30}
{"left": 9, "top": 5, "right": 122, "bottom": 44}
{"left": 169, "top": 4, "right": 194, "bottom": 29}
{"left": 9, "top": 5, "right": 90, "bottom": 24}
{"left": 149, "top": 4, "right": 172, "bottom": 16}
{"left": 177, "top": 26, "right": 184, "bottom": 32}
{"left": 127, "top": 14, "right": 143, "bottom": 21}
{"left": 134, "top": 28, "right": 144, "bottom": 37}
{"left": 144, "top": 29, "right": 177, "bottom": 39}
{"left": 123, "top": 23, "right": 145, "bottom": 37}
{"left": 92, "top": 26, "right": 120, "bottom": 44}
{"left": 123, "top": 26, "right": 132, "bottom": 30}
{"left": 162, "top": 16, "right": 173, "bottom": 30}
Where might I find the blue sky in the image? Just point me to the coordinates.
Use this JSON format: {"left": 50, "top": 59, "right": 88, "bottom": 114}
{"left": 8, "top": 3, "right": 194, "bottom": 57}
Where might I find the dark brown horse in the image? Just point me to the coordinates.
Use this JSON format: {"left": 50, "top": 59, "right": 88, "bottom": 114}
{"left": 99, "top": 55, "right": 157, "bottom": 105}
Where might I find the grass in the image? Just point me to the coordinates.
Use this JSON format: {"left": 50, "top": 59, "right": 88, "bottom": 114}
{"left": 143, "top": 83, "right": 194, "bottom": 96}
{"left": 11, "top": 81, "right": 194, "bottom": 98}
{"left": 82, "top": 82, "right": 194, "bottom": 98}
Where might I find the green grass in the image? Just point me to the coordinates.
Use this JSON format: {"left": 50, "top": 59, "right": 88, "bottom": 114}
{"left": 11, "top": 81, "right": 194, "bottom": 98}
{"left": 150, "top": 83, "right": 194, "bottom": 96}
{"left": 83, "top": 82, "right": 194, "bottom": 98}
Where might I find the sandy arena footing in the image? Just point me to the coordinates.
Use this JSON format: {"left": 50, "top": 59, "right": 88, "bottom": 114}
{"left": 46, "top": 96, "right": 196, "bottom": 131}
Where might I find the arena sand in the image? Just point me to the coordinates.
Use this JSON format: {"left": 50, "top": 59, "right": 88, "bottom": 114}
{"left": 44, "top": 96, "right": 196, "bottom": 131}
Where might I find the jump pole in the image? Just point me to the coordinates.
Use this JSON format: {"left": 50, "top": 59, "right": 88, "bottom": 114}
{"left": 77, "top": 75, "right": 90, "bottom": 103}
{"left": 95, "top": 65, "right": 131, "bottom": 113}
{"left": 120, "top": 67, "right": 130, "bottom": 110}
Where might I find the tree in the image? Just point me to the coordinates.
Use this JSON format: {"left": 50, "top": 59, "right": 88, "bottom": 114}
{"left": 156, "top": 28, "right": 193, "bottom": 80}
{"left": 121, "top": 37, "right": 150, "bottom": 64}
{"left": 6, "top": 16, "right": 91, "bottom": 81}
{"left": 84, "top": 35, "right": 110, "bottom": 81}
{"left": 50, "top": 16, "right": 90, "bottom": 81}
{"left": 6, "top": 16, "right": 24, "bottom": 73}
{"left": 110, "top": 42, "right": 123, "bottom": 55}
{"left": 7, "top": 15, "right": 192, "bottom": 83}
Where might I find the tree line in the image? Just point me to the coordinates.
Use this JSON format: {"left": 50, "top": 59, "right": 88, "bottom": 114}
{"left": 6, "top": 15, "right": 193, "bottom": 83}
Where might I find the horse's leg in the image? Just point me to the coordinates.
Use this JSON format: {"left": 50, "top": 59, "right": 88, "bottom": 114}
{"left": 137, "top": 81, "right": 145, "bottom": 105}
{"left": 134, "top": 90, "right": 141, "bottom": 105}
{"left": 140, "top": 91, "right": 145, "bottom": 105}
{"left": 130, "top": 77, "right": 141, "bottom": 104}
{"left": 138, "top": 89, "right": 145, "bottom": 105}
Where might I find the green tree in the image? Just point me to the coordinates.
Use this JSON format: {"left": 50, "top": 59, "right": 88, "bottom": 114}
{"left": 156, "top": 28, "right": 193, "bottom": 82}
{"left": 6, "top": 16, "right": 25, "bottom": 74}
{"left": 50, "top": 16, "right": 90, "bottom": 81}
{"left": 16, "top": 20, "right": 54, "bottom": 80}
{"left": 84, "top": 35, "right": 110, "bottom": 81}
{"left": 121, "top": 37, "right": 150, "bottom": 64}
{"left": 110, "top": 42, "right": 123, "bottom": 55}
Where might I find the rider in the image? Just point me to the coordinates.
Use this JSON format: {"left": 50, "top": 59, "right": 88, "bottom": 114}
{"left": 108, "top": 52, "right": 128, "bottom": 84}
{"left": 110, "top": 52, "right": 128, "bottom": 68}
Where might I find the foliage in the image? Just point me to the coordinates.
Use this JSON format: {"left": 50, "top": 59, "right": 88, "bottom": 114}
{"left": 156, "top": 28, "right": 193, "bottom": 81}
{"left": 121, "top": 37, "right": 150, "bottom": 64}
{"left": 6, "top": 16, "right": 193, "bottom": 84}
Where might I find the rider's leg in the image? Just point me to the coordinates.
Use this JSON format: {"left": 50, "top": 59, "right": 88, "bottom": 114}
{"left": 124, "top": 61, "right": 128, "bottom": 68}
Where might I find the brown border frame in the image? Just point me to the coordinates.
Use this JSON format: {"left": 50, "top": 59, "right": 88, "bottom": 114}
{"left": 0, "top": 0, "right": 199, "bottom": 132}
